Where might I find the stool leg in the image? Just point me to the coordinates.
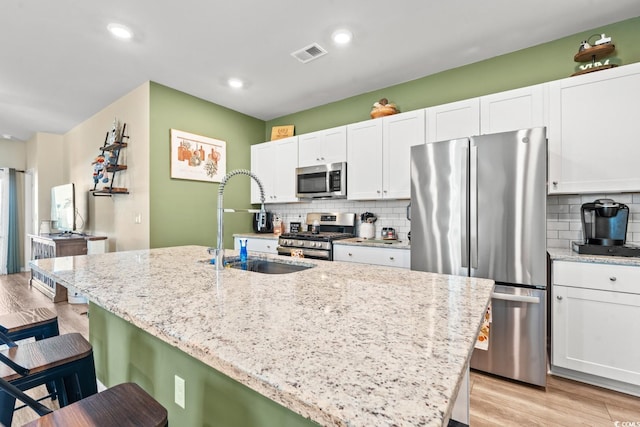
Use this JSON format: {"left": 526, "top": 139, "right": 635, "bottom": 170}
{"left": 59, "top": 355, "right": 97, "bottom": 406}
{"left": 55, "top": 377, "right": 68, "bottom": 406}
{"left": 0, "top": 388, "right": 17, "bottom": 427}
{"left": 75, "top": 354, "right": 98, "bottom": 399}
{"left": 34, "top": 321, "right": 61, "bottom": 401}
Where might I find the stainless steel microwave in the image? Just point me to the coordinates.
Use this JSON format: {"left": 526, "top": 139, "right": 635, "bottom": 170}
{"left": 296, "top": 162, "right": 347, "bottom": 199}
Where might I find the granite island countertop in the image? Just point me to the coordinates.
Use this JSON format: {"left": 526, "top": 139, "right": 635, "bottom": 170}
{"left": 31, "top": 245, "right": 493, "bottom": 427}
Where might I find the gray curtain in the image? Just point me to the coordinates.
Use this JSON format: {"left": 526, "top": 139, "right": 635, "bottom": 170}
{"left": 6, "top": 168, "right": 20, "bottom": 274}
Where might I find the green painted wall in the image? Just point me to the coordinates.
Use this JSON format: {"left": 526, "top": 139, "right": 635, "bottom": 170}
{"left": 90, "top": 303, "right": 319, "bottom": 426}
{"left": 146, "top": 17, "right": 640, "bottom": 249}
{"left": 149, "top": 83, "right": 265, "bottom": 249}
{"left": 265, "top": 16, "right": 640, "bottom": 139}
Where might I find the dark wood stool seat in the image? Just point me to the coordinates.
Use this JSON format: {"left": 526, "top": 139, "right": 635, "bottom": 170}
{"left": 23, "top": 382, "right": 168, "bottom": 427}
{"left": 0, "top": 307, "right": 59, "bottom": 342}
{"left": 0, "top": 307, "right": 61, "bottom": 402}
{"left": 0, "top": 333, "right": 97, "bottom": 426}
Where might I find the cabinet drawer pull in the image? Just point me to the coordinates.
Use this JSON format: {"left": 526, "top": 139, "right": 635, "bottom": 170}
{"left": 552, "top": 181, "right": 558, "bottom": 186}
{"left": 556, "top": 295, "right": 563, "bottom": 300}
{"left": 609, "top": 276, "right": 617, "bottom": 282}
{"left": 348, "top": 253, "right": 353, "bottom": 257}
{"left": 389, "top": 257, "right": 395, "bottom": 260}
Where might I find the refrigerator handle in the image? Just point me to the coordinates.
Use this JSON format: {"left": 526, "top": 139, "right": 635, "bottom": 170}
{"left": 470, "top": 144, "right": 478, "bottom": 269}
{"left": 492, "top": 292, "right": 540, "bottom": 304}
{"left": 461, "top": 146, "right": 468, "bottom": 268}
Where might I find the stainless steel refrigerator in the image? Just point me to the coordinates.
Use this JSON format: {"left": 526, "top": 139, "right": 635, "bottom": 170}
{"left": 410, "top": 127, "right": 548, "bottom": 387}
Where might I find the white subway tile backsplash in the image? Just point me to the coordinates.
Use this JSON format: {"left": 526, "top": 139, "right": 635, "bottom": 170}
{"left": 547, "top": 204, "right": 569, "bottom": 214}
{"left": 547, "top": 222, "right": 569, "bottom": 231}
{"left": 547, "top": 193, "right": 640, "bottom": 249}
{"left": 271, "top": 193, "right": 640, "bottom": 249}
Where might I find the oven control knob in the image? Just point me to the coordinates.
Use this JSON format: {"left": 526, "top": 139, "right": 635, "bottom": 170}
{"left": 310, "top": 242, "right": 316, "bottom": 247}
{"left": 297, "top": 240, "right": 304, "bottom": 246}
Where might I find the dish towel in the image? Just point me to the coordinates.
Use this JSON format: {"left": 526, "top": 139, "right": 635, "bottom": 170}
{"left": 475, "top": 302, "right": 492, "bottom": 351}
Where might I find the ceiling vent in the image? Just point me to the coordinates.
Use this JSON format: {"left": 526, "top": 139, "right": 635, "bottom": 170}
{"left": 291, "top": 43, "right": 327, "bottom": 63}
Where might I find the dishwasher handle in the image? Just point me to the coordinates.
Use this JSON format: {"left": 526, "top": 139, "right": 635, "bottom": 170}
{"left": 491, "top": 292, "right": 540, "bottom": 304}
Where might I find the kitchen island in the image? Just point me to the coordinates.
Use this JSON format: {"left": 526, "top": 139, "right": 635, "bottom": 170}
{"left": 30, "top": 245, "right": 494, "bottom": 426}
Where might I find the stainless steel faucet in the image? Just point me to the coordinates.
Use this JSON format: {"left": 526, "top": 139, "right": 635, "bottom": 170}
{"left": 213, "top": 169, "right": 266, "bottom": 271}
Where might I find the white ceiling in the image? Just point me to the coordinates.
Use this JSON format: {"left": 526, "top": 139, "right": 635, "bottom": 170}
{"left": 2, "top": 1, "right": 640, "bottom": 142}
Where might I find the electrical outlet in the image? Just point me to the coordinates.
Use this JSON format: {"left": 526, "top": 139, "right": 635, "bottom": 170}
{"left": 175, "top": 375, "right": 185, "bottom": 408}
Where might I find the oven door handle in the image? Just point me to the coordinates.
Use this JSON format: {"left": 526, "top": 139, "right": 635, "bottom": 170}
{"left": 491, "top": 292, "right": 540, "bottom": 304}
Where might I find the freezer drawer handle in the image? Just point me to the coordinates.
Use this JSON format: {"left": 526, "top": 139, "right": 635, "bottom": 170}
{"left": 492, "top": 292, "right": 540, "bottom": 304}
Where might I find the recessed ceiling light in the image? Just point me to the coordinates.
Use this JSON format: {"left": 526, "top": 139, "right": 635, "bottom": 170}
{"left": 107, "top": 23, "right": 133, "bottom": 40}
{"left": 228, "top": 78, "right": 244, "bottom": 89}
{"left": 332, "top": 29, "right": 353, "bottom": 45}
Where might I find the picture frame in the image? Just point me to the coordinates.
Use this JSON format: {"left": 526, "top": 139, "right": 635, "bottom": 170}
{"left": 270, "top": 125, "right": 294, "bottom": 141}
{"left": 170, "top": 129, "right": 226, "bottom": 182}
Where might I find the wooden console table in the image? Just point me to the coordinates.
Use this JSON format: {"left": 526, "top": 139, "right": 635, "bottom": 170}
{"left": 29, "top": 234, "right": 107, "bottom": 302}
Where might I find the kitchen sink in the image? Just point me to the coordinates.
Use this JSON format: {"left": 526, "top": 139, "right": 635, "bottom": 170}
{"left": 201, "top": 256, "right": 315, "bottom": 274}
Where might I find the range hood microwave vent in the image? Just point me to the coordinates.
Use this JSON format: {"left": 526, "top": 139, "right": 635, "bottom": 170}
{"left": 291, "top": 43, "right": 327, "bottom": 63}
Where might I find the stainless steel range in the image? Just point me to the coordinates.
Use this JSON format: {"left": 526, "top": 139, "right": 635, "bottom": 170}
{"left": 277, "top": 212, "right": 355, "bottom": 260}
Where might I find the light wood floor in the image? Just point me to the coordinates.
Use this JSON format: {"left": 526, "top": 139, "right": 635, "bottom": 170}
{"left": 2, "top": 272, "right": 640, "bottom": 426}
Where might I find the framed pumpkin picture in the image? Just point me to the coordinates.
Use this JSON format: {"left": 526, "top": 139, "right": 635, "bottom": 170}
{"left": 170, "top": 129, "right": 226, "bottom": 182}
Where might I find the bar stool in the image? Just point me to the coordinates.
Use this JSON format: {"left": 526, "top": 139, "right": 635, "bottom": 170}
{"left": 0, "top": 332, "right": 98, "bottom": 426}
{"left": 0, "top": 307, "right": 61, "bottom": 399}
{"left": 0, "top": 307, "right": 60, "bottom": 343}
{"left": 0, "top": 377, "right": 168, "bottom": 427}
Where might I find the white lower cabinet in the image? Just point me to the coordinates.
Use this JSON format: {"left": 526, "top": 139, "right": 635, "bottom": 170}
{"left": 333, "top": 245, "right": 410, "bottom": 269}
{"left": 234, "top": 237, "right": 278, "bottom": 255}
{"left": 552, "top": 260, "right": 640, "bottom": 393}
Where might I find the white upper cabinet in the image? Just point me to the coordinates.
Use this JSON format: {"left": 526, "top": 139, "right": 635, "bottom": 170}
{"left": 548, "top": 62, "right": 640, "bottom": 194}
{"left": 426, "top": 98, "right": 480, "bottom": 143}
{"left": 298, "top": 126, "right": 347, "bottom": 167}
{"left": 480, "top": 84, "right": 547, "bottom": 134}
{"left": 251, "top": 136, "right": 298, "bottom": 204}
{"left": 383, "top": 110, "right": 426, "bottom": 199}
{"left": 347, "top": 119, "right": 384, "bottom": 200}
{"left": 426, "top": 85, "right": 546, "bottom": 144}
{"left": 347, "top": 110, "right": 425, "bottom": 200}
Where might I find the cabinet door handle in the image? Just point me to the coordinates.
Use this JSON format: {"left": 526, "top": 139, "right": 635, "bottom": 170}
{"left": 389, "top": 257, "right": 395, "bottom": 260}
{"left": 556, "top": 295, "right": 563, "bottom": 300}
{"left": 609, "top": 276, "right": 617, "bottom": 282}
{"left": 552, "top": 181, "right": 558, "bottom": 186}
{"left": 348, "top": 253, "right": 353, "bottom": 257}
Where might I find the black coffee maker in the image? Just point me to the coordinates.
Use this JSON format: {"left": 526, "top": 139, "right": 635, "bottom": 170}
{"left": 581, "top": 199, "right": 629, "bottom": 246}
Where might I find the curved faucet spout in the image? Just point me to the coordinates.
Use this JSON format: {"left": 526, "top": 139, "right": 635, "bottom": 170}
{"left": 215, "top": 169, "right": 266, "bottom": 270}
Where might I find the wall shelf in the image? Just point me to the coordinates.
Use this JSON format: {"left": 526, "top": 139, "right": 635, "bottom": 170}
{"left": 572, "top": 43, "right": 617, "bottom": 76}
{"left": 91, "top": 123, "right": 129, "bottom": 196}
